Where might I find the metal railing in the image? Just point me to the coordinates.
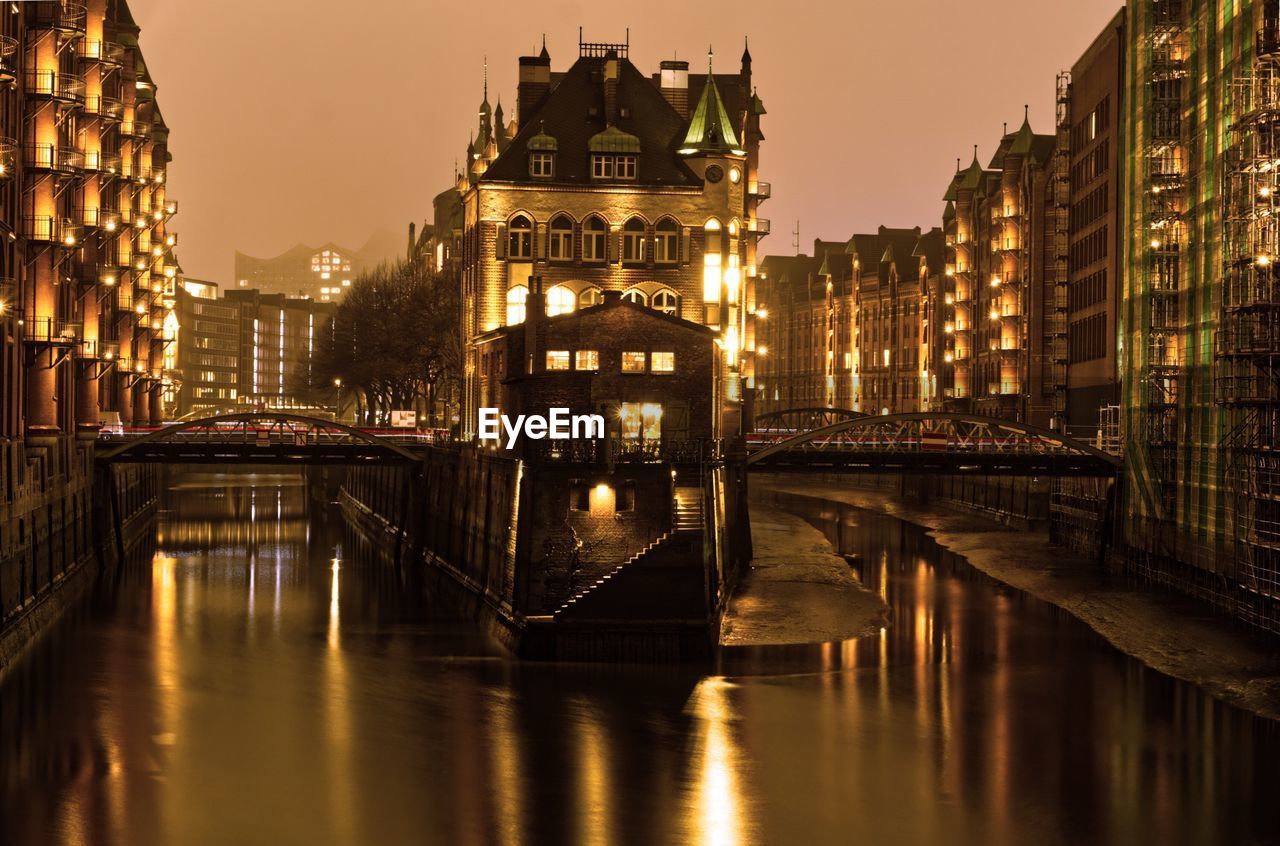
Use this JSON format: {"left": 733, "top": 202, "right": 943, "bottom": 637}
{"left": 84, "top": 94, "right": 123, "bottom": 120}
{"left": 26, "top": 142, "right": 84, "bottom": 172}
{"left": 26, "top": 2, "right": 88, "bottom": 32}
{"left": 750, "top": 181, "right": 771, "bottom": 200}
{"left": 26, "top": 69, "right": 85, "bottom": 104}
{"left": 25, "top": 317, "right": 82, "bottom": 344}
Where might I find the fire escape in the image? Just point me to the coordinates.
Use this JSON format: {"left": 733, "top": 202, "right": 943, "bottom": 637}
{"left": 1048, "top": 72, "right": 1071, "bottom": 430}
{"left": 1219, "top": 13, "right": 1280, "bottom": 631}
{"left": 1139, "top": 0, "right": 1187, "bottom": 546}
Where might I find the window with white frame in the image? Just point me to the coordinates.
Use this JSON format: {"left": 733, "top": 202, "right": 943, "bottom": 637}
{"left": 549, "top": 215, "right": 573, "bottom": 261}
{"left": 583, "top": 216, "right": 607, "bottom": 262}
{"left": 507, "top": 215, "right": 533, "bottom": 259}
{"left": 529, "top": 152, "right": 554, "bottom": 177}
{"left": 622, "top": 217, "right": 646, "bottom": 264}
{"left": 654, "top": 218, "right": 679, "bottom": 263}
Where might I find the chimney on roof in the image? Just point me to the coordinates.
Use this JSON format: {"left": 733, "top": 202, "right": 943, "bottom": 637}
{"left": 518, "top": 48, "right": 552, "bottom": 126}
{"left": 659, "top": 59, "right": 690, "bottom": 118}
{"left": 603, "top": 50, "right": 619, "bottom": 124}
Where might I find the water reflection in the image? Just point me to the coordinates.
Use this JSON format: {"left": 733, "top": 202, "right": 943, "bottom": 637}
{"left": 0, "top": 474, "right": 1276, "bottom": 845}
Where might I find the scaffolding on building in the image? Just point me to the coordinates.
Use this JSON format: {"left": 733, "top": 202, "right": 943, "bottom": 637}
{"left": 1131, "top": 0, "right": 1188, "bottom": 567}
{"left": 1219, "top": 18, "right": 1280, "bottom": 632}
{"left": 1047, "top": 72, "right": 1072, "bottom": 430}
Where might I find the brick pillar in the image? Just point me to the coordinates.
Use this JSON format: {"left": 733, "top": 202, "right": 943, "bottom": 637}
{"left": 75, "top": 363, "right": 102, "bottom": 439}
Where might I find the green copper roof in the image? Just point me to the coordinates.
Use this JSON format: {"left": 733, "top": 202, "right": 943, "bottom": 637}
{"left": 750, "top": 90, "right": 767, "bottom": 116}
{"left": 528, "top": 124, "right": 558, "bottom": 151}
{"left": 681, "top": 71, "right": 741, "bottom": 154}
{"left": 957, "top": 155, "right": 985, "bottom": 191}
{"left": 588, "top": 125, "right": 641, "bottom": 153}
{"left": 880, "top": 244, "right": 895, "bottom": 264}
{"left": 1008, "top": 116, "right": 1036, "bottom": 155}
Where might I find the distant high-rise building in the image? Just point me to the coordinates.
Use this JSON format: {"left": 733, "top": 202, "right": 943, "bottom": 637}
{"left": 223, "top": 289, "right": 333, "bottom": 409}
{"left": 172, "top": 280, "right": 239, "bottom": 418}
{"left": 233, "top": 233, "right": 399, "bottom": 302}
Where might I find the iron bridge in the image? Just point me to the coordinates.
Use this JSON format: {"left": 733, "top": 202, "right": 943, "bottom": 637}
{"left": 96, "top": 412, "right": 436, "bottom": 466}
{"left": 747, "top": 412, "right": 1122, "bottom": 477}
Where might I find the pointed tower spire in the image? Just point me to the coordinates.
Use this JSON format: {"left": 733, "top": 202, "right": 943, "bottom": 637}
{"left": 540, "top": 34, "right": 549, "bottom": 60}
{"left": 742, "top": 36, "right": 752, "bottom": 64}
{"left": 680, "top": 46, "right": 743, "bottom": 155}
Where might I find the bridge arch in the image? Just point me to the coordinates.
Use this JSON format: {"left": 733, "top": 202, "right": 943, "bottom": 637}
{"left": 747, "top": 412, "right": 1121, "bottom": 472}
{"left": 97, "top": 412, "right": 424, "bottom": 464}
{"left": 752, "top": 407, "right": 869, "bottom": 434}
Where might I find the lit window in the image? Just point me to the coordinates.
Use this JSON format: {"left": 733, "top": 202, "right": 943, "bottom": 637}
{"left": 549, "top": 215, "right": 573, "bottom": 261}
{"left": 622, "top": 288, "right": 647, "bottom": 306}
{"left": 651, "top": 351, "right": 675, "bottom": 372}
{"left": 546, "top": 350, "right": 570, "bottom": 370}
{"left": 579, "top": 287, "right": 603, "bottom": 308}
{"left": 652, "top": 289, "right": 679, "bottom": 315}
{"left": 576, "top": 350, "right": 599, "bottom": 370}
{"left": 621, "top": 351, "right": 646, "bottom": 372}
{"left": 623, "top": 217, "right": 646, "bottom": 263}
{"left": 620, "top": 402, "right": 662, "bottom": 440}
{"left": 654, "top": 218, "right": 679, "bottom": 263}
{"left": 507, "top": 214, "right": 533, "bottom": 259}
{"left": 546, "top": 285, "right": 576, "bottom": 317}
{"left": 530, "top": 152, "right": 554, "bottom": 177}
{"left": 583, "top": 216, "right": 607, "bottom": 262}
{"left": 506, "top": 285, "right": 528, "bottom": 325}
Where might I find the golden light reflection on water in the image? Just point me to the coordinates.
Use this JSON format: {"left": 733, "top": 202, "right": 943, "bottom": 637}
{"left": 571, "top": 696, "right": 612, "bottom": 846}
{"left": 323, "top": 554, "right": 356, "bottom": 844}
{"left": 688, "top": 677, "right": 744, "bottom": 846}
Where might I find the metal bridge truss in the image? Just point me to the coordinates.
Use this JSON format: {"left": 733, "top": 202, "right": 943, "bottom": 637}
{"left": 96, "top": 412, "right": 427, "bottom": 466}
{"left": 747, "top": 412, "right": 1122, "bottom": 477}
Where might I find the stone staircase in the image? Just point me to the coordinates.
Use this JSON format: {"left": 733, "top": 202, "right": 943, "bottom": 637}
{"left": 553, "top": 484, "right": 708, "bottom": 622}
{"left": 672, "top": 486, "right": 704, "bottom": 533}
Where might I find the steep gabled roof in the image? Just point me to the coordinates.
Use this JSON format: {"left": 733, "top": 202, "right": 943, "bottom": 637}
{"left": 481, "top": 55, "right": 700, "bottom": 186}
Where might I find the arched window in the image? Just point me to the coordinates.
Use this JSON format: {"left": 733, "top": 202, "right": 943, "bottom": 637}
{"left": 506, "top": 285, "right": 528, "bottom": 325}
{"left": 655, "top": 218, "right": 679, "bottom": 264}
{"left": 652, "top": 288, "right": 679, "bottom": 316}
{"left": 579, "top": 287, "right": 603, "bottom": 308}
{"left": 623, "top": 217, "right": 647, "bottom": 264}
{"left": 549, "top": 215, "right": 574, "bottom": 261}
{"left": 583, "top": 216, "right": 607, "bottom": 263}
{"left": 508, "top": 214, "right": 533, "bottom": 259}
{"left": 546, "top": 285, "right": 576, "bottom": 317}
{"left": 622, "top": 288, "right": 647, "bottom": 306}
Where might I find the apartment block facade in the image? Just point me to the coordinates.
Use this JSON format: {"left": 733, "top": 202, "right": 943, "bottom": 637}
{"left": 940, "top": 114, "right": 1069, "bottom": 430}
{"left": 1064, "top": 11, "right": 1126, "bottom": 434}
{"left": 223, "top": 289, "right": 332, "bottom": 410}
{"left": 0, "top": 0, "right": 176, "bottom": 653}
{"left": 456, "top": 35, "right": 768, "bottom": 439}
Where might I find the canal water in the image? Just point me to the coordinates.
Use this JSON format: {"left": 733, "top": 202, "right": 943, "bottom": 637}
{"left": 1, "top": 472, "right": 1278, "bottom": 846}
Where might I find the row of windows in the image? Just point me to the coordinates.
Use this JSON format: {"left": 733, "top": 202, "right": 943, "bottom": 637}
{"left": 1070, "top": 139, "right": 1109, "bottom": 192}
{"left": 506, "top": 284, "right": 680, "bottom": 324}
{"left": 529, "top": 153, "right": 639, "bottom": 180}
{"left": 1068, "top": 268, "right": 1107, "bottom": 313}
{"left": 1069, "top": 184, "right": 1108, "bottom": 232}
{"left": 1069, "top": 225, "right": 1108, "bottom": 273}
{"left": 1068, "top": 313, "right": 1107, "bottom": 364}
{"left": 1070, "top": 96, "right": 1110, "bottom": 155}
{"left": 545, "top": 349, "right": 675, "bottom": 373}
{"left": 506, "top": 214, "right": 682, "bottom": 264}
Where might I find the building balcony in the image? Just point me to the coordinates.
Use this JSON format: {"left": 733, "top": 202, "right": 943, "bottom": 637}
{"left": 26, "top": 70, "right": 86, "bottom": 106}
{"left": 749, "top": 218, "right": 771, "bottom": 236}
{"left": 0, "top": 35, "right": 17, "bottom": 84}
{"left": 26, "top": 2, "right": 87, "bottom": 33}
{"left": 1259, "top": 22, "right": 1280, "bottom": 60}
{"left": 25, "top": 317, "right": 82, "bottom": 346}
{"left": 76, "top": 207, "right": 122, "bottom": 230}
{"left": 750, "top": 181, "right": 771, "bottom": 201}
{"left": 120, "top": 119, "right": 150, "bottom": 139}
{"left": 93, "top": 152, "right": 123, "bottom": 176}
{"left": 79, "top": 339, "right": 120, "bottom": 361}
{"left": 131, "top": 165, "right": 153, "bottom": 184}
{"left": 23, "top": 215, "right": 61, "bottom": 242}
{"left": 26, "top": 143, "right": 85, "bottom": 173}
{"left": 77, "top": 39, "right": 126, "bottom": 66}
{"left": 84, "top": 94, "right": 124, "bottom": 121}
{"left": 0, "top": 137, "right": 14, "bottom": 179}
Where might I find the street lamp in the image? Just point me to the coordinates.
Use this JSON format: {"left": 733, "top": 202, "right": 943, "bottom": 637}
{"left": 333, "top": 377, "right": 342, "bottom": 423}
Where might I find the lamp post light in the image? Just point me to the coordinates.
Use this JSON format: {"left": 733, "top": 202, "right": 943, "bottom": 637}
{"left": 333, "top": 377, "right": 342, "bottom": 423}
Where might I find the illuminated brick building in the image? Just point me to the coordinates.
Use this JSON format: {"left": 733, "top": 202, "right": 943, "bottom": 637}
{"left": 455, "top": 33, "right": 768, "bottom": 438}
